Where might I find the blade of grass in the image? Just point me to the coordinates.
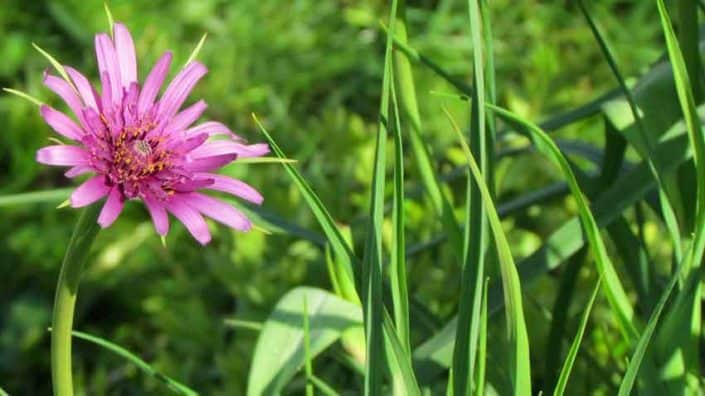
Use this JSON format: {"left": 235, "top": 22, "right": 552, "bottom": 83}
{"left": 393, "top": 0, "right": 464, "bottom": 262}
{"left": 362, "top": 0, "right": 399, "bottom": 393}
{"left": 0, "top": 386, "right": 8, "bottom": 396}
{"left": 383, "top": 310, "right": 421, "bottom": 396}
{"left": 543, "top": 248, "right": 588, "bottom": 392}
{"left": 452, "top": 0, "right": 490, "bottom": 393}
{"left": 223, "top": 318, "right": 263, "bottom": 332}
{"left": 3, "top": 87, "right": 43, "bottom": 107}
{"left": 66, "top": 329, "right": 198, "bottom": 396}
{"left": 653, "top": 1, "right": 705, "bottom": 390}
{"left": 446, "top": 107, "right": 532, "bottom": 394}
{"left": 577, "top": 0, "right": 684, "bottom": 267}
{"left": 185, "top": 33, "right": 208, "bottom": 66}
{"left": 487, "top": 103, "right": 638, "bottom": 342}
{"left": 618, "top": 253, "right": 691, "bottom": 396}
{"left": 677, "top": 0, "right": 704, "bottom": 102}
{"left": 253, "top": 114, "right": 358, "bottom": 301}
{"left": 474, "top": 277, "right": 489, "bottom": 396}
{"left": 389, "top": 62, "right": 410, "bottom": 354}
{"left": 310, "top": 375, "right": 340, "bottom": 396}
{"left": 553, "top": 278, "right": 601, "bottom": 396}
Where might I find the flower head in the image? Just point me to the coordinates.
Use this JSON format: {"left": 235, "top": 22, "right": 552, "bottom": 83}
{"left": 36, "top": 22, "right": 268, "bottom": 244}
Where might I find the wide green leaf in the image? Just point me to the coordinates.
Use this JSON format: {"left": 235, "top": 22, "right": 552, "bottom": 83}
{"left": 247, "top": 287, "right": 362, "bottom": 396}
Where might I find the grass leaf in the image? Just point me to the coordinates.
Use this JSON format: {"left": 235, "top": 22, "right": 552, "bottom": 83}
{"left": 553, "top": 278, "right": 601, "bottom": 396}
{"left": 445, "top": 107, "right": 532, "bottom": 394}
{"left": 68, "top": 329, "right": 198, "bottom": 396}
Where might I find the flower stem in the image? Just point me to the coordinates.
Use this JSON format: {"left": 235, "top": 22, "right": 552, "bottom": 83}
{"left": 51, "top": 205, "right": 101, "bottom": 396}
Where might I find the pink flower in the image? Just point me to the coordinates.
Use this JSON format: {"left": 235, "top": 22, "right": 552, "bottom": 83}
{"left": 36, "top": 23, "right": 268, "bottom": 244}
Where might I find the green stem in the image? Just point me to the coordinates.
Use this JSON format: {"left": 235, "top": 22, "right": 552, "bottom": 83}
{"left": 51, "top": 205, "right": 101, "bottom": 396}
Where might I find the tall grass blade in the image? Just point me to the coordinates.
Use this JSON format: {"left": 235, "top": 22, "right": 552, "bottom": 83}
{"left": 362, "top": 0, "right": 398, "bottom": 392}
{"left": 389, "top": 66, "right": 410, "bottom": 354}
{"left": 553, "top": 278, "right": 601, "bottom": 396}
{"left": 618, "top": 254, "right": 690, "bottom": 396}
{"left": 393, "top": 0, "right": 464, "bottom": 261}
{"left": 446, "top": 107, "right": 532, "bottom": 394}
{"left": 68, "top": 329, "right": 198, "bottom": 396}
{"left": 474, "top": 278, "right": 489, "bottom": 396}
{"left": 452, "top": 0, "right": 490, "bottom": 393}
{"left": 577, "top": 0, "right": 684, "bottom": 265}
{"left": 303, "top": 295, "right": 313, "bottom": 396}
{"left": 487, "top": 104, "right": 638, "bottom": 342}
{"left": 0, "top": 188, "right": 72, "bottom": 207}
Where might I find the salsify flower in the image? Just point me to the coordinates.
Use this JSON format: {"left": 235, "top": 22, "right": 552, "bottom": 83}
{"left": 35, "top": 22, "right": 268, "bottom": 244}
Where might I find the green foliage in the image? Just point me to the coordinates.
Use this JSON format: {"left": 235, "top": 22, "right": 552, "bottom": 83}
{"left": 2, "top": 0, "right": 704, "bottom": 394}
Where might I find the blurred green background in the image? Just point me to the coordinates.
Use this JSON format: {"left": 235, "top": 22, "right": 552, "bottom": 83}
{"left": 0, "top": 0, "right": 662, "bottom": 394}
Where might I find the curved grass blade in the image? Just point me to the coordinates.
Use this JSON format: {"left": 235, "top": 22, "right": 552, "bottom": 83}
{"left": 390, "top": 64, "right": 410, "bottom": 354}
{"left": 452, "top": 0, "right": 490, "bottom": 393}
{"left": 553, "top": 278, "right": 601, "bottom": 396}
{"left": 577, "top": 0, "right": 684, "bottom": 265}
{"left": 383, "top": 310, "right": 421, "bottom": 396}
{"left": 67, "top": 329, "right": 198, "bottom": 396}
{"left": 487, "top": 103, "right": 638, "bottom": 342}
{"left": 413, "top": 132, "right": 691, "bottom": 384}
{"left": 253, "top": 114, "right": 358, "bottom": 299}
{"left": 362, "top": 0, "right": 399, "bottom": 392}
{"left": 445, "top": 108, "right": 531, "bottom": 394}
{"left": 3, "top": 88, "right": 43, "bottom": 107}
{"left": 310, "top": 375, "right": 340, "bottom": 396}
{"left": 0, "top": 386, "right": 8, "bottom": 396}
{"left": 393, "top": 1, "right": 464, "bottom": 261}
{"left": 618, "top": 253, "right": 690, "bottom": 396}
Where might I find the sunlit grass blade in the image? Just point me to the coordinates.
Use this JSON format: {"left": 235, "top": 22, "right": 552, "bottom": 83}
{"left": 452, "top": 0, "right": 489, "bottom": 393}
{"left": 185, "top": 33, "right": 208, "bottom": 65}
{"left": 445, "top": 107, "right": 531, "bottom": 394}
{"left": 487, "top": 103, "right": 638, "bottom": 342}
{"left": 653, "top": 1, "right": 705, "bottom": 390}
{"left": 553, "top": 278, "right": 601, "bottom": 396}
{"left": 393, "top": 1, "right": 464, "bottom": 261}
{"left": 310, "top": 375, "right": 340, "bottom": 396}
{"left": 67, "top": 329, "right": 198, "bottom": 396}
{"left": 361, "top": 0, "right": 398, "bottom": 393}
{"left": 474, "top": 277, "right": 489, "bottom": 396}
{"left": 0, "top": 188, "right": 72, "bottom": 207}
{"left": 103, "top": 2, "right": 114, "bottom": 31}
{"left": 3, "top": 88, "right": 43, "bottom": 107}
{"left": 676, "top": 0, "right": 704, "bottom": 101}
{"left": 252, "top": 114, "right": 358, "bottom": 300}
{"left": 577, "top": 0, "right": 683, "bottom": 264}
{"left": 414, "top": 133, "right": 691, "bottom": 384}
{"left": 382, "top": 310, "right": 421, "bottom": 396}
{"left": 618, "top": 253, "right": 690, "bottom": 396}
{"left": 389, "top": 65, "right": 410, "bottom": 354}
{"left": 223, "top": 318, "right": 263, "bottom": 332}
{"left": 32, "top": 43, "right": 75, "bottom": 90}
{"left": 657, "top": 0, "right": 705, "bottom": 259}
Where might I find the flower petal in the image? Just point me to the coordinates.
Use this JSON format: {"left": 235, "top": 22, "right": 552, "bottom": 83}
{"left": 97, "top": 188, "right": 125, "bottom": 228}
{"left": 184, "top": 154, "right": 237, "bottom": 172}
{"left": 70, "top": 175, "right": 110, "bottom": 207}
{"left": 65, "top": 165, "right": 93, "bottom": 178}
{"left": 36, "top": 145, "right": 89, "bottom": 166}
{"left": 43, "top": 72, "right": 87, "bottom": 126}
{"left": 186, "top": 121, "right": 241, "bottom": 139}
{"left": 165, "top": 100, "right": 207, "bottom": 133}
{"left": 40, "top": 105, "right": 84, "bottom": 140}
{"left": 95, "top": 33, "right": 122, "bottom": 104}
{"left": 138, "top": 51, "right": 172, "bottom": 116}
{"left": 157, "top": 61, "right": 207, "bottom": 122}
{"left": 166, "top": 198, "right": 211, "bottom": 244}
{"left": 190, "top": 141, "right": 270, "bottom": 159}
{"left": 185, "top": 192, "right": 251, "bottom": 231}
{"left": 113, "top": 23, "right": 137, "bottom": 88}
{"left": 144, "top": 198, "right": 169, "bottom": 236}
{"left": 65, "top": 66, "right": 99, "bottom": 111}
{"left": 197, "top": 173, "right": 263, "bottom": 204}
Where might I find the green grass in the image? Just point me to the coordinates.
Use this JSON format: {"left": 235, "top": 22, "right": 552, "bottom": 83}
{"left": 2, "top": 0, "right": 703, "bottom": 394}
